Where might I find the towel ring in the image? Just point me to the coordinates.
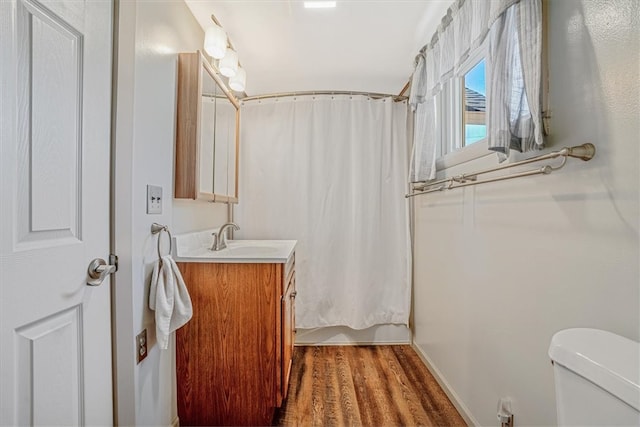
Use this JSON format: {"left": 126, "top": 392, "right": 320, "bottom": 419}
{"left": 151, "top": 223, "right": 172, "bottom": 259}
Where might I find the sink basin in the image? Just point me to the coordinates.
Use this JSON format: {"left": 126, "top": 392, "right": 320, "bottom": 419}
{"left": 173, "top": 231, "right": 296, "bottom": 263}
{"left": 228, "top": 245, "right": 279, "bottom": 256}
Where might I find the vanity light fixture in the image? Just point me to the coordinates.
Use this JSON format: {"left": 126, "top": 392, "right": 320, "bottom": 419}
{"left": 219, "top": 48, "right": 238, "bottom": 77}
{"left": 228, "top": 66, "right": 246, "bottom": 92}
{"left": 303, "top": 1, "right": 337, "bottom": 8}
{"left": 204, "top": 23, "right": 227, "bottom": 59}
{"left": 207, "top": 14, "right": 247, "bottom": 93}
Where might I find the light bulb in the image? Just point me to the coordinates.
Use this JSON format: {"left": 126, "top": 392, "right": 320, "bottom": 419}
{"left": 219, "top": 48, "right": 238, "bottom": 77}
{"left": 229, "top": 66, "right": 246, "bottom": 92}
{"left": 204, "top": 25, "right": 227, "bottom": 59}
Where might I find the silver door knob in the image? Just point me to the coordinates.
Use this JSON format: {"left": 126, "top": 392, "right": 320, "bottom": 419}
{"left": 87, "top": 258, "right": 116, "bottom": 286}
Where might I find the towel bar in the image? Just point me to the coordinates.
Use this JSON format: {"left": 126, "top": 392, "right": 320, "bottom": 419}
{"left": 151, "top": 223, "right": 172, "bottom": 261}
{"left": 406, "top": 143, "right": 596, "bottom": 198}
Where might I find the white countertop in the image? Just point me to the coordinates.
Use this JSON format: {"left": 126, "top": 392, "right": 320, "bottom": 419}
{"left": 173, "top": 229, "right": 296, "bottom": 263}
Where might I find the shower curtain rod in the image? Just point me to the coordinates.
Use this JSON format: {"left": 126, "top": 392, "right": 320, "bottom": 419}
{"left": 241, "top": 91, "right": 409, "bottom": 103}
{"left": 405, "top": 143, "right": 596, "bottom": 198}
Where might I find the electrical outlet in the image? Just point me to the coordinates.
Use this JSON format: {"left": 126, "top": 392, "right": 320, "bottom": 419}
{"left": 147, "top": 185, "right": 162, "bottom": 214}
{"left": 136, "top": 329, "right": 148, "bottom": 364}
{"left": 497, "top": 397, "right": 514, "bottom": 427}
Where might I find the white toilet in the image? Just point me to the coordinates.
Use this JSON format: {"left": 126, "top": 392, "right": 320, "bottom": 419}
{"left": 549, "top": 328, "right": 640, "bottom": 426}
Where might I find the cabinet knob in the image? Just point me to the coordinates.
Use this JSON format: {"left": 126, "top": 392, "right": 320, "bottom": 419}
{"left": 290, "top": 291, "right": 297, "bottom": 299}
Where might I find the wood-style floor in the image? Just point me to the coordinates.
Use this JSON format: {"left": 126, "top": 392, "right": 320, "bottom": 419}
{"left": 273, "top": 345, "right": 467, "bottom": 427}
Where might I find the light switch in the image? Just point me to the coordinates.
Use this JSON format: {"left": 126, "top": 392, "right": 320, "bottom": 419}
{"left": 147, "top": 185, "right": 162, "bottom": 214}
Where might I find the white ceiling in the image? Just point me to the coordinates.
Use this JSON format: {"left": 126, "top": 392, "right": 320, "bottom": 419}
{"left": 184, "top": 0, "right": 453, "bottom": 97}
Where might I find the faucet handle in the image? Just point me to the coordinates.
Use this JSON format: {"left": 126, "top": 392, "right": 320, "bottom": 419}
{"left": 209, "top": 232, "right": 218, "bottom": 251}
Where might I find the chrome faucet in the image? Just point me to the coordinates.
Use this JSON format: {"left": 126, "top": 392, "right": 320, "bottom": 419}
{"left": 210, "top": 222, "right": 240, "bottom": 251}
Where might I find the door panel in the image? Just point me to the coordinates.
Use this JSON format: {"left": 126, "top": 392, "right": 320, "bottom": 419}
{"left": 16, "top": 0, "right": 84, "bottom": 247}
{"left": 22, "top": 0, "right": 83, "bottom": 238}
{"left": 15, "top": 307, "right": 83, "bottom": 425}
{"left": 0, "top": 0, "right": 114, "bottom": 425}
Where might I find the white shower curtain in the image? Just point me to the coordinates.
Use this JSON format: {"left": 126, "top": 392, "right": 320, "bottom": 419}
{"left": 236, "top": 94, "right": 411, "bottom": 330}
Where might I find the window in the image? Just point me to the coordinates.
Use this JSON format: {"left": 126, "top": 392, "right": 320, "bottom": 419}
{"left": 463, "top": 59, "right": 486, "bottom": 146}
{"left": 408, "top": 0, "right": 545, "bottom": 184}
{"left": 435, "top": 43, "right": 489, "bottom": 169}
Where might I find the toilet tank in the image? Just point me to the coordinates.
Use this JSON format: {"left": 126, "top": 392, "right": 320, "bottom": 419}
{"left": 549, "top": 328, "right": 640, "bottom": 426}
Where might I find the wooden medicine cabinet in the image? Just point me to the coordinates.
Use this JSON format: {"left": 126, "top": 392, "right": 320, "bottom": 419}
{"left": 175, "top": 51, "right": 239, "bottom": 202}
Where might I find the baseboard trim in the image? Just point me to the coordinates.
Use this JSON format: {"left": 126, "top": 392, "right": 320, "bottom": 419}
{"left": 411, "top": 342, "right": 479, "bottom": 427}
{"left": 295, "top": 325, "right": 411, "bottom": 346}
{"left": 171, "top": 416, "right": 179, "bottom": 427}
{"left": 295, "top": 341, "right": 409, "bottom": 346}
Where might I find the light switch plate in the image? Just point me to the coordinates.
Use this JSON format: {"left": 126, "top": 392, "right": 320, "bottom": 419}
{"left": 147, "top": 185, "right": 162, "bottom": 214}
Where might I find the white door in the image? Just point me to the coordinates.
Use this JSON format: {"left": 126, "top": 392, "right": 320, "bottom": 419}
{"left": 0, "top": 0, "right": 114, "bottom": 425}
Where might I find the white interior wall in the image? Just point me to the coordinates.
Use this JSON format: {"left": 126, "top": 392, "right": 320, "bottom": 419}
{"left": 114, "top": 1, "right": 227, "bottom": 425}
{"left": 412, "top": 1, "right": 639, "bottom": 426}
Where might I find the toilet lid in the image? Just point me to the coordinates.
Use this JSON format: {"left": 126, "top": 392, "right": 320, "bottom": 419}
{"left": 549, "top": 328, "right": 640, "bottom": 411}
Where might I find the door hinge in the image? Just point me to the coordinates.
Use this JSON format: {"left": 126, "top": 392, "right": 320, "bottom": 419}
{"left": 109, "top": 254, "right": 119, "bottom": 272}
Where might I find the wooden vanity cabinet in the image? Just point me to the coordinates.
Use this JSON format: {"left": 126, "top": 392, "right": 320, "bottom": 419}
{"left": 176, "top": 254, "right": 296, "bottom": 426}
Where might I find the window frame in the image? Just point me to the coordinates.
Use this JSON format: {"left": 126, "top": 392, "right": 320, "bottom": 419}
{"left": 435, "top": 39, "right": 491, "bottom": 171}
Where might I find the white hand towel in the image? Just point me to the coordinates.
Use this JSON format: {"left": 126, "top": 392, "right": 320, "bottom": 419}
{"left": 149, "top": 255, "right": 193, "bottom": 350}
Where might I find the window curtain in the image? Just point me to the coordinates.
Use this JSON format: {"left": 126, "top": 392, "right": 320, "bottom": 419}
{"left": 409, "top": 0, "right": 543, "bottom": 181}
{"left": 408, "top": 98, "right": 437, "bottom": 182}
{"left": 236, "top": 95, "right": 411, "bottom": 330}
{"left": 487, "top": 0, "right": 543, "bottom": 159}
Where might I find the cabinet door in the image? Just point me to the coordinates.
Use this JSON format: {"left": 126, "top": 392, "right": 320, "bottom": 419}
{"left": 281, "top": 272, "right": 296, "bottom": 402}
{"left": 213, "top": 93, "right": 234, "bottom": 197}
{"left": 176, "top": 262, "right": 279, "bottom": 426}
{"left": 199, "top": 90, "right": 216, "bottom": 195}
{"left": 175, "top": 51, "right": 239, "bottom": 202}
